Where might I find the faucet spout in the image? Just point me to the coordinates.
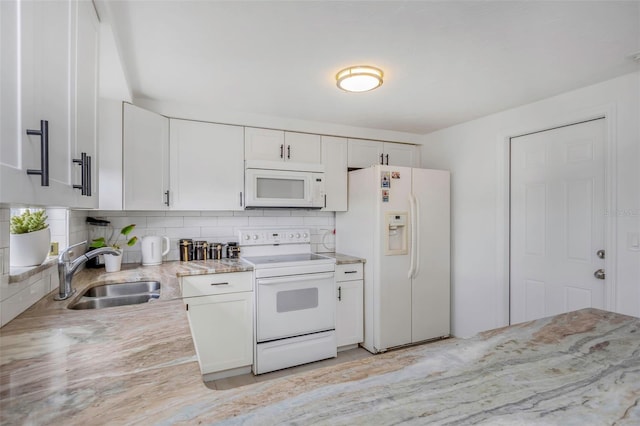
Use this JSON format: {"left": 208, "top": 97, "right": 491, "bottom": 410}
{"left": 55, "top": 242, "right": 120, "bottom": 301}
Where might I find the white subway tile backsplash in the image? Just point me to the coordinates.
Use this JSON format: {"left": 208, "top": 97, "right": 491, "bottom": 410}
{"left": 146, "top": 217, "right": 184, "bottom": 228}
{"left": 127, "top": 211, "right": 166, "bottom": 217}
{"left": 277, "top": 216, "right": 303, "bottom": 226}
{"left": 166, "top": 211, "right": 202, "bottom": 217}
{"left": 264, "top": 210, "right": 290, "bottom": 217}
{"left": 201, "top": 211, "right": 233, "bottom": 217}
{"left": 200, "top": 227, "right": 236, "bottom": 238}
{"left": 303, "top": 216, "right": 332, "bottom": 226}
{"left": 0, "top": 209, "right": 9, "bottom": 221}
{"left": 233, "top": 210, "right": 264, "bottom": 217}
{"left": 217, "top": 216, "right": 249, "bottom": 227}
{"left": 184, "top": 217, "right": 218, "bottom": 227}
{"left": 165, "top": 227, "right": 201, "bottom": 238}
{"left": 247, "top": 217, "right": 279, "bottom": 227}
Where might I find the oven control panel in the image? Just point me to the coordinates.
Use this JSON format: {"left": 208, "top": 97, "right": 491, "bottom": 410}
{"left": 238, "top": 229, "right": 311, "bottom": 246}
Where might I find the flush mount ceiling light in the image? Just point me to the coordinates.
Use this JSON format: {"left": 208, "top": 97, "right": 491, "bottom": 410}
{"left": 336, "top": 65, "right": 384, "bottom": 93}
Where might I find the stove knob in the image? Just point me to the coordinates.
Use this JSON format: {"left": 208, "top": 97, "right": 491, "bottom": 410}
{"left": 244, "top": 234, "right": 250, "bottom": 240}
{"left": 253, "top": 234, "right": 259, "bottom": 240}
{"left": 295, "top": 233, "right": 301, "bottom": 239}
{"left": 303, "top": 233, "right": 308, "bottom": 239}
{"left": 288, "top": 233, "right": 294, "bottom": 239}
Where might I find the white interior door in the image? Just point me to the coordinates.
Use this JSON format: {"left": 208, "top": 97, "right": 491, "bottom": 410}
{"left": 510, "top": 118, "right": 606, "bottom": 324}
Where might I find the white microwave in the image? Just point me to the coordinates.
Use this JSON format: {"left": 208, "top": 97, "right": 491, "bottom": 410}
{"left": 245, "top": 168, "right": 325, "bottom": 209}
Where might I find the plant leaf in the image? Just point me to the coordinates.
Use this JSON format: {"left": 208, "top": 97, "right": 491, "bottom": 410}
{"left": 120, "top": 224, "right": 135, "bottom": 236}
{"left": 126, "top": 236, "right": 138, "bottom": 247}
{"left": 90, "top": 237, "right": 106, "bottom": 248}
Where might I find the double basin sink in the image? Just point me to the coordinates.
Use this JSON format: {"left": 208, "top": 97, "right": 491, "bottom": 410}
{"left": 69, "top": 281, "right": 161, "bottom": 310}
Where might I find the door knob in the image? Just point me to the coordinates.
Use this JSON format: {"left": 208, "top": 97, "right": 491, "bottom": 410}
{"left": 593, "top": 269, "right": 605, "bottom": 280}
{"left": 596, "top": 249, "right": 605, "bottom": 259}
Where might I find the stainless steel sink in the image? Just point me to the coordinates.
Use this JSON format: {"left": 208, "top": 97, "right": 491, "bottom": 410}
{"left": 69, "top": 294, "right": 160, "bottom": 310}
{"left": 68, "top": 281, "right": 161, "bottom": 310}
{"left": 82, "top": 281, "right": 161, "bottom": 297}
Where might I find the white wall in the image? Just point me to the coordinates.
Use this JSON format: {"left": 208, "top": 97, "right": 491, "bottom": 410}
{"left": 421, "top": 71, "right": 640, "bottom": 338}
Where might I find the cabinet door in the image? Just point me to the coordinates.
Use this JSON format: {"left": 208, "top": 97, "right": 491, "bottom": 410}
{"left": 1, "top": 0, "right": 75, "bottom": 206}
{"left": 244, "top": 127, "right": 285, "bottom": 162}
{"left": 285, "top": 132, "right": 321, "bottom": 164}
{"left": 348, "top": 139, "right": 384, "bottom": 169}
{"left": 170, "top": 119, "right": 244, "bottom": 210}
{"left": 123, "top": 103, "right": 169, "bottom": 210}
{"left": 336, "top": 279, "right": 364, "bottom": 347}
{"left": 321, "top": 136, "right": 347, "bottom": 211}
{"left": 72, "top": 0, "right": 99, "bottom": 208}
{"left": 185, "top": 292, "right": 253, "bottom": 375}
{"left": 383, "top": 142, "right": 416, "bottom": 167}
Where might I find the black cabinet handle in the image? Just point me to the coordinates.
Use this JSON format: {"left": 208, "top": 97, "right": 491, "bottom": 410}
{"left": 385, "top": 154, "right": 389, "bottom": 165}
{"left": 240, "top": 191, "right": 243, "bottom": 207}
{"left": 164, "top": 190, "right": 170, "bottom": 206}
{"left": 379, "top": 153, "right": 384, "bottom": 165}
{"left": 324, "top": 194, "right": 327, "bottom": 209}
{"left": 86, "top": 155, "right": 92, "bottom": 196}
{"left": 338, "top": 286, "right": 342, "bottom": 301}
{"left": 26, "top": 120, "right": 49, "bottom": 186}
{"left": 287, "top": 145, "right": 291, "bottom": 159}
{"left": 72, "top": 152, "right": 87, "bottom": 195}
{"left": 280, "top": 144, "right": 284, "bottom": 159}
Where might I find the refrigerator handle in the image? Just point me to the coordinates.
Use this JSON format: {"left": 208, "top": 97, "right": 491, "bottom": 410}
{"left": 413, "top": 193, "right": 420, "bottom": 278}
{"left": 408, "top": 193, "right": 417, "bottom": 278}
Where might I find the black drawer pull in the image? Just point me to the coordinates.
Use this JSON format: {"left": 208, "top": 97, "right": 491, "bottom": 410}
{"left": 210, "top": 282, "right": 230, "bottom": 286}
{"left": 344, "top": 270, "right": 358, "bottom": 274}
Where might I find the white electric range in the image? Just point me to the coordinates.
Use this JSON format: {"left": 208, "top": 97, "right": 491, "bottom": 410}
{"left": 239, "top": 228, "right": 337, "bottom": 375}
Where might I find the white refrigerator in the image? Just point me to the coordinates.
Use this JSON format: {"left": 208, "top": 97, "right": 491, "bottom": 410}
{"left": 336, "top": 165, "right": 450, "bottom": 353}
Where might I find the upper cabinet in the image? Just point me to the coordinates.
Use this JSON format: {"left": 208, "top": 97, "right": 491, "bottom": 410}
{"left": 123, "top": 103, "right": 170, "bottom": 210}
{"left": 321, "top": 136, "right": 347, "bottom": 211}
{"left": 348, "top": 139, "right": 417, "bottom": 168}
{"left": 170, "top": 119, "right": 244, "bottom": 211}
{"left": 245, "top": 127, "right": 321, "bottom": 165}
{"left": 0, "top": 0, "right": 99, "bottom": 207}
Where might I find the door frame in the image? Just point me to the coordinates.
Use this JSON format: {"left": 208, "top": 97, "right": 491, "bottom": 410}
{"left": 497, "top": 104, "right": 618, "bottom": 326}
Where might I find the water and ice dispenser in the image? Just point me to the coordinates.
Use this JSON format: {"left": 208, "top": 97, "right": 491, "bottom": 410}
{"left": 385, "top": 212, "right": 408, "bottom": 255}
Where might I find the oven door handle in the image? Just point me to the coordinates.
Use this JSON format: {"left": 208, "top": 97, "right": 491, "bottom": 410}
{"left": 257, "top": 272, "right": 334, "bottom": 286}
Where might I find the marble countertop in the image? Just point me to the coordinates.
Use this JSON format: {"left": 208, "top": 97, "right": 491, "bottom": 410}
{"left": 2, "top": 301, "right": 639, "bottom": 424}
{"left": 320, "top": 252, "right": 365, "bottom": 264}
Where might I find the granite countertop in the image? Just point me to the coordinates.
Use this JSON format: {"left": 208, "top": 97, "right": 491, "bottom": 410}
{"left": 2, "top": 298, "right": 639, "bottom": 424}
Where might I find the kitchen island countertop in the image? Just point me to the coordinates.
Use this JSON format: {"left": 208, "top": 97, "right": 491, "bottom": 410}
{"left": 1, "top": 258, "right": 638, "bottom": 424}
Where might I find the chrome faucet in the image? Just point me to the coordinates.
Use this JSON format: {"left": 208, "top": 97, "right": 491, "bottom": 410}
{"left": 55, "top": 241, "right": 119, "bottom": 301}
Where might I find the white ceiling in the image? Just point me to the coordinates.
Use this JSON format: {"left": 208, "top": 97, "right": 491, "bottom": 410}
{"left": 100, "top": 1, "right": 639, "bottom": 135}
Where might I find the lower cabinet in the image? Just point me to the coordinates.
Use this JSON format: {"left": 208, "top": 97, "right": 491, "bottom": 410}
{"left": 181, "top": 272, "right": 253, "bottom": 379}
{"left": 335, "top": 263, "right": 364, "bottom": 348}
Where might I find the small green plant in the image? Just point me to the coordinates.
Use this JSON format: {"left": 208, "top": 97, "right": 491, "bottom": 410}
{"left": 90, "top": 224, "right": 138, "bottom": 250}
{"left": 10, "top": 209, "right": 48, "bottom": 234}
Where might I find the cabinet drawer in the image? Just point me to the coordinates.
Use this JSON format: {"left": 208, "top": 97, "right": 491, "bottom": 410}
{"left": 182, "top": 271, "right": 252, "bottom": 297}
{"left": 335, "top": 263, "right": 363, "bottom": 282}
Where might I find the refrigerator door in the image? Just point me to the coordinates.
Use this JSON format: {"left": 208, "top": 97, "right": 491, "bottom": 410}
{"left": 376, "top": 165, "right": 413, "bottom": 350}
{"left": 411, "top": 168, "right": 451, "bottom": 342}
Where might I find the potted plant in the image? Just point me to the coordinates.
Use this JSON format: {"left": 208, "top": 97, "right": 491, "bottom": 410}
{"left": 9, "top": 209, "right": 51, "bottom": 267}
{"left": 90, "top": 224, "right": 138, "bottom": 272}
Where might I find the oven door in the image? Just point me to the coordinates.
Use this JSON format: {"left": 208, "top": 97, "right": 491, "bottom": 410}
{"left": 256, "top": 271, "right": 335, "bottom": 342}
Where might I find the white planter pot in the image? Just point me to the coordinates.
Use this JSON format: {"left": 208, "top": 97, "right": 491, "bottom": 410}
{"left": 9, "top": 228, "right": 51, "bottom": 267}
{"left": 103, "top": 251, "right": 123, "bottom": 273}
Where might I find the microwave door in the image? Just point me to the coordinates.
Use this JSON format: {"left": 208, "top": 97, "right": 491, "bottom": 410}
{"left": 245, "top": 169, "right": 314, "bottom": 208}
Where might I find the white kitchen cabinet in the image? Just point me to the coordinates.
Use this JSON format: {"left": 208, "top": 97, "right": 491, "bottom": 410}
{"left": 348, "top": 139, "right": 417, "bottom": 169}
{"left": 182, "top": 272, "right": 253, "bottom": 378}
{"left": 170, "top": 119, "right": 244, "bottom": 210}
{"left": 245, "top": 127, "right": 321, "bottom": 165}
{"left": 284, "top": 132, "right": 321, "bottom": 164}
{"left": 321, "top": 136, "right": 347, "bottom": 211}
{"left": 72, "top": 0, "right": 100, "bottom": 208}
{"left": 0, "top": 0, "right": 99, "bottom": 207}
{"left": 335, "top": 263, "right": 364, "bottom": 348}
{"left": 123, "top": 103, "right": 170, "bottom": 210}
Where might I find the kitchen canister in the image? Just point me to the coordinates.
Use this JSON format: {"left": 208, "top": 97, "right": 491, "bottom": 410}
{"left": 226, "top": 242, "right": 240, "bottom": 259}
{"left": 209, "top": 242, "right": 223, "bottom": 260}
{"left": 179, "top": 239, "right": 193, "bottom": 261}
{"left": 194, "top": 241, "right": 207, "bottom": 260}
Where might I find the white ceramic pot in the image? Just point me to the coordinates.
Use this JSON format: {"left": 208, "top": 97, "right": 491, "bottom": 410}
{"left": 9, "top": 228, "right": 51, "bottom": 267}
{"left": 104, "top": 251, "right": 123, "bottom": 273}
